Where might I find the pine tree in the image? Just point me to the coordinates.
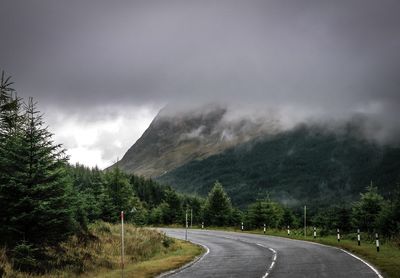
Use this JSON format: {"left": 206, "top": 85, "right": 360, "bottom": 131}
{"left": 246, "top": 199, "right": 284, "bottom": 229}
{"left": 203, "top": 182, "right": 233, "bottom": 226}
{"left": 68, "top": 164, "right": 103, "bottom": 223}
{"left": 0, "top": 71, "right": 19, "bottom": 133}
{"left": 352, "top": 184, "right": 384, "bottom": 233}
{"left": 103, "top": 166, "right": 138, "bottom": 222}
{"left": 162, "top": 187, "right": 182, "bottom": 224}
{"left": 98, "top": 184, "right": 117, "bottom": 223}
{"left": 0, "top": 96, "right": 77, "bottom": 248}
{"left": 0, "top": 72, "right": 26, "bottom": 246}
{"left": 280, "top": 207, "right": 296, "bottom": 228}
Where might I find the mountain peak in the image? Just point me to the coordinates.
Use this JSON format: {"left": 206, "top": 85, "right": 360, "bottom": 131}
{"left": 114, "top": 105, "right": 277, "bottom": 177}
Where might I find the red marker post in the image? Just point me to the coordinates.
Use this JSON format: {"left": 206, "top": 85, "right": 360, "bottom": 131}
{"left": 121, "top": 211, "right": 125, "bottom": 278}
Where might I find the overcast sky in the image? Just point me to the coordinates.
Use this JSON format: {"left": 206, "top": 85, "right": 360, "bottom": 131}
{"left": 1, "top": 0, "right": 399, "bottom": 168}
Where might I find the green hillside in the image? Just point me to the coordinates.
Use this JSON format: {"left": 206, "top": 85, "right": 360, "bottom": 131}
{"left": 158, "top": 124, "right": 400, "bottom": 208}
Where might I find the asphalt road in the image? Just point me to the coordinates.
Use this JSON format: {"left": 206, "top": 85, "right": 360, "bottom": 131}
{"left": 158, "top": 228, "right": 382, "bottom": 278}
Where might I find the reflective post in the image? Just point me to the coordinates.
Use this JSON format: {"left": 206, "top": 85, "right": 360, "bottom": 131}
{"left": 121, "top": 211, "right": 125, "bottom": 278}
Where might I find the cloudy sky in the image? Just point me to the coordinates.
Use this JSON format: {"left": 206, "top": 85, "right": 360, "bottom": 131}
{"left": 1, "top": 0, "right": 399, "bottom": 168}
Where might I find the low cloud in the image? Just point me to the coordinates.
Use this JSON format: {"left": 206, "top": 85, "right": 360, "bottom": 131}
{"left": 45, "top": 105, "right": 159, "bottom": 168}
{"left": 1, "top": 0, "right": 399, "bottom": 166}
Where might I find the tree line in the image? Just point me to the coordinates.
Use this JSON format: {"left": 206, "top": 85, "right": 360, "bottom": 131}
{"left": 69, "top": 165, "right": 400, "bottom": 241}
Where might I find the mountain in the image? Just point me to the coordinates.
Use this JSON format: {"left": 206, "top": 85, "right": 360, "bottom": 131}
{"left": 115, "top": 106, "right": 400, "bottom": 208}
{"left": 114, "top": 105, "right": 278, "bottom": 177}
{"left": 158, "top": 124, "right": 400, "bottom": 207}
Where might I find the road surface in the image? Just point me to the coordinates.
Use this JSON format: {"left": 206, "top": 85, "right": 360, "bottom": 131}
{"left": 158, "top": 228, "right": 382, "bottom": 278}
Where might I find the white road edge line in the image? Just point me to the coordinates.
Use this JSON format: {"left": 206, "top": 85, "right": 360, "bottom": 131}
{"left": 257, "top": 243, "right": 277, "bottom": 278}
{"left": 218, "top": 236, "right": 278, "bottom": 278}
{"left": 264, "top": 234, "right": 383, "bottom": 278}
{"left": 157, "top": 241, "right": 210, "bottom": 278}
{"left": 341, "top": 249, "right": 383, "bottom": 278}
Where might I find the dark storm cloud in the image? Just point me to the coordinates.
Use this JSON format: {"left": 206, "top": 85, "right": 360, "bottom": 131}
{"left": 1, "top": 0, "right": 399, "bottom": 129}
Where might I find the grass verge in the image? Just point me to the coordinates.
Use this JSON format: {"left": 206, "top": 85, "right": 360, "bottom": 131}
{"left": 97, "top": 239, "right": 202, "bottom": 278}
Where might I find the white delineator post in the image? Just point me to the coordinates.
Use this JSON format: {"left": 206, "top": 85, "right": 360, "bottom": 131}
{"left": 376, "top": 233, "right": 380, "bottom": 252}
{"left": 313, "top": 227, "right": 316, "bottom": 239}
{"left": 357, "top": 229, "right": 361, "bottom": 246}
{"left": 241, "top": 222, "right": 244, "bottom": 231}
{"left": 287, "top": 225, "right": 290, "bottom": 236}
{"left": 201, "top": 221, "right": 204, "bottom": 229}
{"left": 337, "top": 228, "right": 340, "bottom": 242}
{"left": 263, "top": 223, "right": 266, "bottom": 234}
{"left": 121, "top": 211, "right": 125, "bottom": 278}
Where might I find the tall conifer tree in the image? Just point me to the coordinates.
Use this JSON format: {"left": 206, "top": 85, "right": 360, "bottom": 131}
{"left": 16, "top": 98, "right": 76, "bottom": 246}
{"left": 0, "top": 78, "right": 77, "bottom": 247}
{"left": 0, "top": 71, "right": 25, "bottom": 245}
{"left": 203, "top": 182, "right": 233, "bottom": 226}
{"left": 103, "top": 166, "right": 136, "bottom": 222}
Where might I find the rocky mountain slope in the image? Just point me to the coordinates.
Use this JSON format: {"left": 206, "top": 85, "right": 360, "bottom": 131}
{"left": 114, "top": 105, "right": 278, "bottom": 177}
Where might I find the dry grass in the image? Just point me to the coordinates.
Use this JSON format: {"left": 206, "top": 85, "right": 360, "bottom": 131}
{"left": 97, "top": 240, "right": 203, "bottom": 278}
{"left": 0, "top": 222, "right": 203, "bottom": 277}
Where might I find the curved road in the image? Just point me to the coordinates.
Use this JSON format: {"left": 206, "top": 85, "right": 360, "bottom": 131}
{"left": 158, "top": 228, "right": 382, "bottom": 278}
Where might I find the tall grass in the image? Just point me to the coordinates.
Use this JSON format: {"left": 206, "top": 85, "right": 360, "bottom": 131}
{"left": 0, "top": 222, "right": 178, "bottom": 277}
